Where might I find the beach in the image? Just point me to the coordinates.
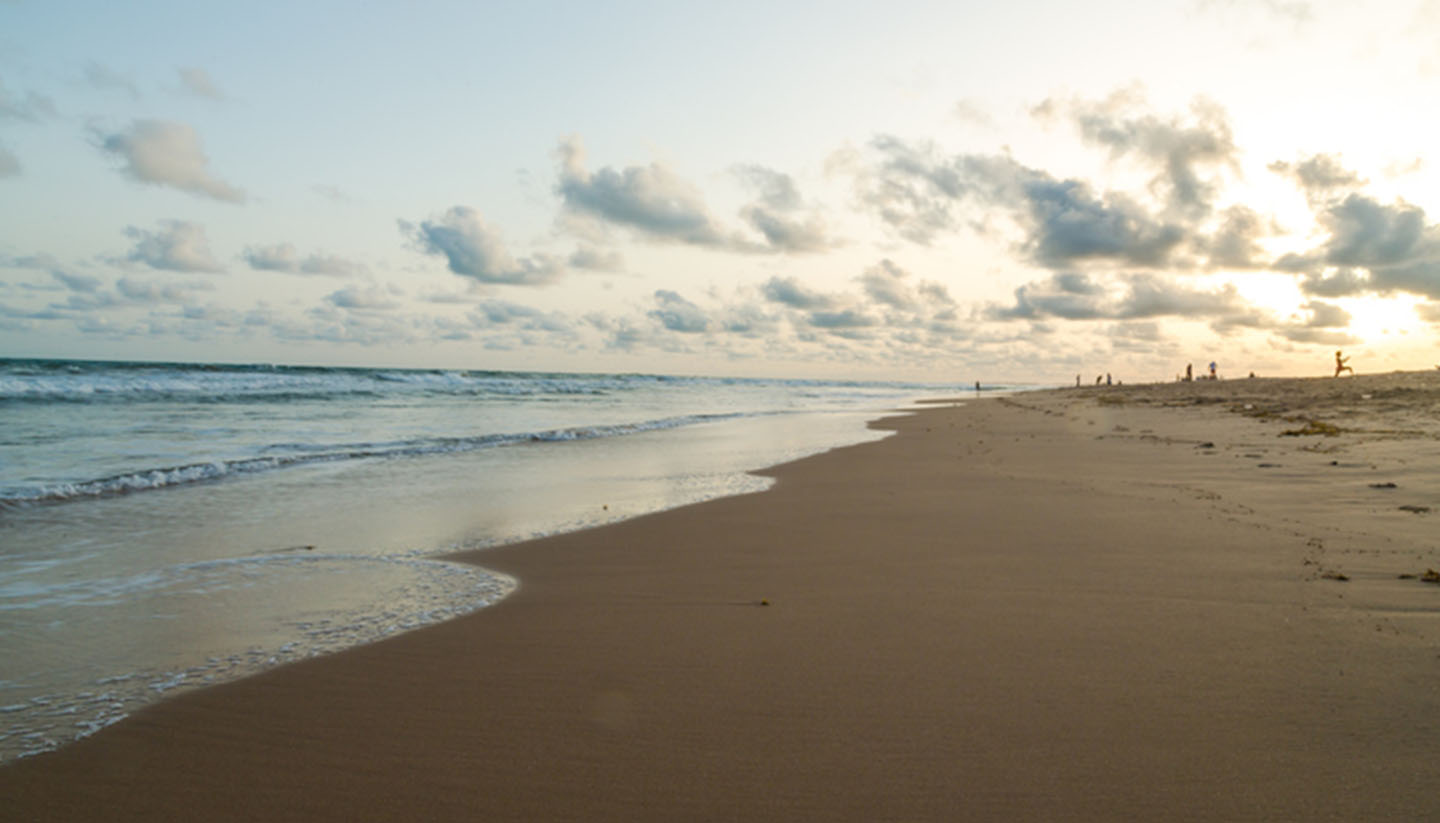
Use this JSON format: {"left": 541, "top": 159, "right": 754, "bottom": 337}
{"left": 4, "top": 370, "right": 1439, "bottom": 820}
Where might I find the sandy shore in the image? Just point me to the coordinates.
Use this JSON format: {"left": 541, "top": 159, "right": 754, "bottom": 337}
{"left": 4, "top": 371, "right": 1439, "bottom": 821}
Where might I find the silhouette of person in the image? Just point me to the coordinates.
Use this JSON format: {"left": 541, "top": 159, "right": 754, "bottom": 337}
{"left": 1185, "top": 363, "right": 1192, "bottom": 382}
{"left": 1208, "top": 361, "right": 1217, "bottom": 380}
{"left": 1335, "top": 350, "right": 1353, "bottom": 377}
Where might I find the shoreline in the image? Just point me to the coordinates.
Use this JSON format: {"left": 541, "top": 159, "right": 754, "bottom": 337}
{"left": 5, "top": 372, "right": 1439, "bottom": 820}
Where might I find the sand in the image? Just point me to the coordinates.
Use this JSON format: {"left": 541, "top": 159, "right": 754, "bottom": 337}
{"left": 4, "top": 371, "right": 1439, "bottom": 821}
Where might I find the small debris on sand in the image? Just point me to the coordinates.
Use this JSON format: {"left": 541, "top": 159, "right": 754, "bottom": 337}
{"left": 1397, "top": 505, "right": 1431, "bottom": 514}
{"left": 1320, "top": 571, "right": 1350, "bottom": 582}
{"left": 1369, "top": 482, "right": 1398, "bottom": 489}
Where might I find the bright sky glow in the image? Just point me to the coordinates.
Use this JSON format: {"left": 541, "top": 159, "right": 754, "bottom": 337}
{"left": 3, "top": 0, "right": 1439, "bottom": 382}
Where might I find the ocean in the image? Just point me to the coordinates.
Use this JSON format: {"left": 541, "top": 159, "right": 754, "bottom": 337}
{"left": 0, "top": 358, "right": 1012, "bottom": 761}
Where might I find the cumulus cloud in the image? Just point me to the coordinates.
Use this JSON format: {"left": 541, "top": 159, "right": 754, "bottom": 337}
{"left": 116, "top": 276, "right": 209, "bottom": 304}
{"left": 469, "top": 299, "right": 573, "bottom": 333}
{"left": 556, "top": 136, "right": 731, "bottom": 247}
{"left": 326, "top": 286, "right": 400, "bottom": 311}
{"left": 97, "top": 120, "right": 246, "bottom": 203}
{"left": 242, "top": 242, "right": 365, "bottom": 277}
{"left": 989, "top": 272, "right": 1252, "bottom": 322}
{"left": 177, "top": 67, "right": 224, "bottom": 100}
{"left": 83, "top": 62, "right": 140, "bottom": 99}
{"left": 859, "top": 139, "right": 1187, "bottom": 268}
{"left": 649, "top": 290, "right": 709, "bottom": 333}
{"left": 1269, "top": 153, "right": 1365, "bottom": 203}
{"left": 733, "top": 164, "right": 832, "bottom": 252}
{"left": 1283, "top": 194, "right": 1440, "bottom": 299}
{"left": 400, "top": 206, "right": 562, "bottom": 286}
{"left": 761, "top": 276, "right": 833, "bottom": 310}
{"left": 123, "top": 220, "right": 224, "bottom": 273}
{"left": 1039, "top": 90, "right": 1239, "bottom": 217}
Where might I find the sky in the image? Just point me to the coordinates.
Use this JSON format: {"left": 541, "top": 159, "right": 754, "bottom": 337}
{"left": 2, "top": 0, "right": 1440, "bottom": 383}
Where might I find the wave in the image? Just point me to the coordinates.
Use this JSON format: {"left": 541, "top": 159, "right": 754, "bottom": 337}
{"left": 0, "top": 358, "right": 991, "bottom": 405}
{"left": 0, "top": 412, "right": 745, "bottom": 507}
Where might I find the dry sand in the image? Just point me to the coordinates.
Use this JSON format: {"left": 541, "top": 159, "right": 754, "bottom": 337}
{"left": 4, "top": 370, "right": 1439, "bottom": 821}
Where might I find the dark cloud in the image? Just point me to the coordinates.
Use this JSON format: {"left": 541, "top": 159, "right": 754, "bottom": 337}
{"left": 1043, "top": 90, "right": 1239, "bottom": 217}
{"left": 649, "top": 290, "right": 709, "bottom": 333}
{"left": 1417, "top": 302, "right": 1440, "bottom": 324}
{"left": 400, "top": 206, "right": 562, "bottom": 286}
{"left": 1286, "top": 194, "right": 1440, "bottom": 299}
{"left": 83, "top": 62, "right": 140, "bottom": 99}
{"left": 97, "top": 120, "right": 246, "bottom": 203}
{"left": 123, "top": 221, "right": 224, "bottom": 273}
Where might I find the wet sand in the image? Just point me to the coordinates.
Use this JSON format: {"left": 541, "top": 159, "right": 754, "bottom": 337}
{"left": 4, "top": 371, "right": 1439, "bottom": 821}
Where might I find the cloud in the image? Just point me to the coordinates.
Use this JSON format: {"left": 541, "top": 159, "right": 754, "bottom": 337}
{"left": 733, "top": 164, "right": 832, "bottom": 253}
{"left": 0, "top": 145, "right": 17, "bottom": 177}
{"left": 556, "top": 136, "right": 732, "bottom": 247}
{"left": 0, "top": 78, "right": 57, "bottom": 122}
{"left": 989, "top": 272, "right": 1253, "bottom": 321}
{"left": 1284, "top": 194, "right": 1440, "bottom": 299}
{"left": 115, "top": 276, "right": 209, "bottom": 304}
{"left": 326, "top": 286, "right": 400, "bottom": 311}
{"left": 1301, "top": 300, "right": 1350, "bottom": 328}
{"left": 859, "top": 139, "right": 1187, "bottom": 267}
{"left": 83, "top": 62, "right": 140, "bottom": 99}
{"left": 1202, "top": 205, "right": 1272, "bottom": 269}
{"left": 1041, "top": 90, "right": 1239, "bottom": 217}
{"left": 242, "top": 242, "right": 365, "bottom": 276}
{"left": 97, "top": 120, "right": 246, "bottom": 203}
{"left": 400, "top": 206, "right": 562, "bottom": 286}
{"left": 469, "top": 300, "right": 573, "bottom": 333}
{"left": 1269, "top": 153, "right": 1365, "bottom": 202}
{"left": 177, "top": 67, "right": 224, "bottom": 100}
{"left": 2, "top": 253, "right": 103, "bottom": 291}
{"left": 123, "top": 220, "right": 224, "bottom": 273}
{"left": 649, "top": 289, "right": 710, "bottom": 333}
{"left": 761, "top": 276, "right": 833, "bottom": 310}
{"left": 567, "top": 245, "right": 623, "bottom": 271}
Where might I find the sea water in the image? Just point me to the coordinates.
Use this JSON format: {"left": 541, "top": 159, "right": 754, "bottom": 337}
{"left": 0, "top": 359, "right": 1005, "bottom": 760}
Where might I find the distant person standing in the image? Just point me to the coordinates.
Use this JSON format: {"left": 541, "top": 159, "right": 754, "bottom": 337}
{"left": 1335, "top": 350, "right": 1353, "bottom": 377}
{"left": 1185, "top": 363, "right": 1193, "bottom": 382}
{"left": 1076, "top": 374, "right": 1081, "bottom": 387}
{"left": 1208, "top": 361, "right": 1217, "bottom": 380}
{"left": 1105, "top": 373, "right": 1112, "bottom": 386}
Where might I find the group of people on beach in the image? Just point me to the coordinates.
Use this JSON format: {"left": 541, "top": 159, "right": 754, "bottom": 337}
{"left": 1179, "top": 362, "right": 1220, "bottom": 382}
